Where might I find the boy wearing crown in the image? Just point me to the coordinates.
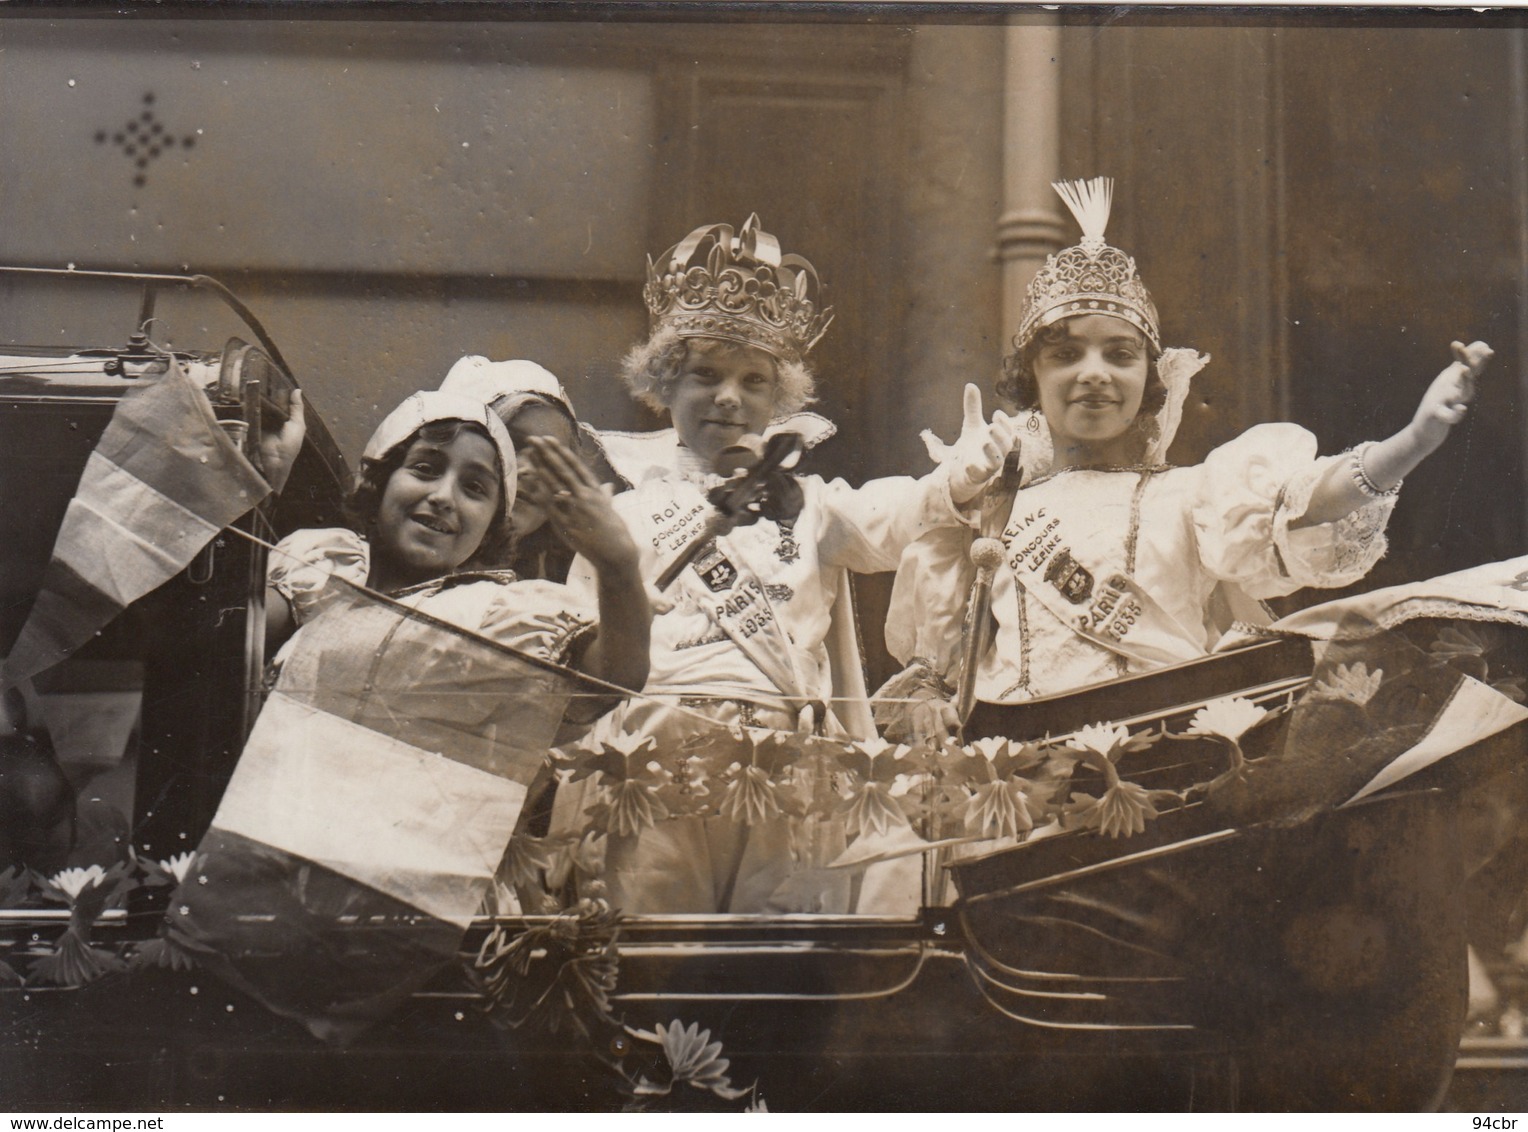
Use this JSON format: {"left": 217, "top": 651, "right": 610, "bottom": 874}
{"left": 554, "top": 216, "right": 1014, "bottom": 914}
{"left": 880, "top": 178, "right": 1490, "bottom": 733}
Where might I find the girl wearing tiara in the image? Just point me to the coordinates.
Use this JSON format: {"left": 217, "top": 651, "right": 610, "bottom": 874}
{"left": 880, "top": 178, "right": 1490, "bottom": 735}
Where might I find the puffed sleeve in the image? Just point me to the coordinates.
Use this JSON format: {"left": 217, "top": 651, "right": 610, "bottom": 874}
{"left": 477, "top": 578, "right": 607, "bottom": 733}
{"left": 1192, "top": 423, "right": 1396, "bottom": 599}
{"left": 814, "top": 464, "right": 969, "bottom": 574}
{"left": 476, "top": 578, "right": 596, "bottom": 667}
{"left": 872, "top": 524, "right": 975, "bottom": 740}
{"left": 882, "top": 523, "right": 975, "bottom": 673}
{"left": 267, "top": 527, "right": 369, "bottom": 626}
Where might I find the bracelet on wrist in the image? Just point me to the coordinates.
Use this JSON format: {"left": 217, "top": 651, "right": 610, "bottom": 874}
{"left": 1350, "top": 442, "right": 1401, "bottom": 499}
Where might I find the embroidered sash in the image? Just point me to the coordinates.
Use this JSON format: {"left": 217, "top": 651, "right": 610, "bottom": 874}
{"left": 997, "top": 490, "right": 1205, "bottom": 670}
{"left": 640, "top": 480, "right": 808, "bottom": 702}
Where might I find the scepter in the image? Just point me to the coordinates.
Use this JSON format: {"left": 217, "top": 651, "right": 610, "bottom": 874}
{"left": 654, "top": 430, "right": 805, "bottom": 592}
{"left": 953, "top": 536, "right": 1006, "bottom": 728}
{"left": 951, "top": 450, "right": 1022, "bottom": 735}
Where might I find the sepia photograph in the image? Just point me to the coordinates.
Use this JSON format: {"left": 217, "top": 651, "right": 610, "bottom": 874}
{"left": 2, "top": 0, "right": 1527, "bottom": 1113}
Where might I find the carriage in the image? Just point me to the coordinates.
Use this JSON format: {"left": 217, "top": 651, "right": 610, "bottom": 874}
{"left": 1, "top": 268, "right": 1522, "bottom": 1111}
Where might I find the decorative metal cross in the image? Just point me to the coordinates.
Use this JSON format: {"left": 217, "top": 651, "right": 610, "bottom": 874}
{"left": 94, "top": 92, "right": 198, "bottom": 188}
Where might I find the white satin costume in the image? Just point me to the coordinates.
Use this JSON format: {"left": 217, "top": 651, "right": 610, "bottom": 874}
{"left": 884, "top": 351, "right": 1399, "bottom": 703}
{"left": 557, "top": 441, "right": 973, "bottom": 915}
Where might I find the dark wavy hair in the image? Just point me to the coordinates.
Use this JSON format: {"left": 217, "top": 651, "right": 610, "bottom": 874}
{"left": 998, "top": 320, "right": 1167, "bottom": 416}
{"left": 344, "top": 419, "right": 513, "bottom": 573}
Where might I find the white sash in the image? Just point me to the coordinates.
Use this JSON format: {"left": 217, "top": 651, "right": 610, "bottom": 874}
{"left": 641, "top": 480, "right": 808, "bottom": 703}
{"left": 998, "top": 497, "right": 1204, "bottom": 670}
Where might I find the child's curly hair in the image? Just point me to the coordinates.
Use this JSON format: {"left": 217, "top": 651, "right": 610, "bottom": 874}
{"left": 619, "top": 325, "right": 817, "bottom": 417}
{"left": 344, "top": 419, "right": 514, "bottom": 573}
{"left": 996, "top": 320, "right": 1170, "bottom": 459}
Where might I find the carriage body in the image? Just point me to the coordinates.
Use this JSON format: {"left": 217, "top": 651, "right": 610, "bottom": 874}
{"left": 0, "top": 269, "right": 1507, "bottom": 1111}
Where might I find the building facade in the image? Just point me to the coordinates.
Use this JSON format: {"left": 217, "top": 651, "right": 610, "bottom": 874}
{"left": 2, "top": 9, "right": 1522, "bottom": 672}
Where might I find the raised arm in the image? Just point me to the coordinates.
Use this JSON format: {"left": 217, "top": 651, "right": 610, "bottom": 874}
{"left": 520, "top": 435, "right": 651, "bottom": 695}
{"left": 1293, "top": 340, "right": 1492, "bottom": 528}
{"left": 257, "top": 388, "right": 306, "bottom": 495}
{"left": 817, "top": 383, "right": 1015, "bottom": 571}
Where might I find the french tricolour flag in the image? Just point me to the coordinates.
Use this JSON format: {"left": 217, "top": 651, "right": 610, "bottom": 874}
{"left": 4, "top": 361, "right": 268, "bottom": 688}
{"left": 164, "top": 580, "right": 580, "bottom": 1042}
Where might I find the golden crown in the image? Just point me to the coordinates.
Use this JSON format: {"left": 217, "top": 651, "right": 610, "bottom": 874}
{"left": 1016, "top": 178, "right": 1161, "bottom": 353}
{"left": 643, "top": 214, "right": 833, "bottom": 364}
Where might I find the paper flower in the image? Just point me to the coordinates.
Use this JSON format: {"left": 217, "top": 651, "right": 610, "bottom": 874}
{"left": 30, "top": 862, "right": 134, "bottom": 987}
{"left": 1062, "top": 721, "right": 1155, "bottom": 788}
{"left": 1067, "top": 779, "right": 1164, "bottom": 839}
{"left": 964, "top": 780, "right": 1034, "bottom": 840}
{"left": 559, "top": 731, "right": 660, "bottom": 783}
{"left": 1054, "top": 721, "right": 1167, "bottom": 839}
{"left": 1186, "top": 697, "right": 1270, "bottom": 743}
{"left": 843, "top": 735, "right": 915, "bottom": 779}
{"left": 1429, "top": 623, "right": 1490, "bottom": 662}
{"left": 952, "top": 737, "right": 1056, "bottom": 801}
{"left": 968, "top": 736, "right": 1012, "bottom": 763}
{"left": 159, "top": 852, "right": 195, "bottom": 884}
{"left": 48, "top": 865, "right": 107, "bottom": 901}
{"left": 1095, "top": 780, "right": 1161, "bottom": 838}
{"left": 602, "top": 779, "right": 670, "bottom": 838}
{"left": 1309, "top": 662, "right": 1384, "bottom": 707}
{"left": 634, "top": 1020, "right": 751, "bottom": 1100}
{"left": 718, "top": 766, "right": 783, "bottom": 827}
{"left": 1068, "top": 722, "right": 1132, "bottom": 760}
{"left": 842, "top": 782, "right": 908, "bottom": 840}
{"left": 505, "top": 835, "right": 562, "bottom": 898}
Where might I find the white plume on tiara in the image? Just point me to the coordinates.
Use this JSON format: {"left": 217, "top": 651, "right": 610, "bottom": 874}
{"left": 1016, "top": 176, "right": 1160, "bottom": 351}
{"left": 1052, "top": 177, "right": 1114, "bottom": 257}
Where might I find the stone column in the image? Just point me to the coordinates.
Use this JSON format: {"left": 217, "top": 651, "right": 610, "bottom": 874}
{"left": 994, "top": 15, "right": 1066, "bottom": 340}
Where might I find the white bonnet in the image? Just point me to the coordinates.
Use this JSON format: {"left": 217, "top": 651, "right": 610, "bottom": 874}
{"left": 440, "top": 356, "right": 577, "bottom": 424}
{"left": 361, "top": 390, "right": 517, "bottom": 520}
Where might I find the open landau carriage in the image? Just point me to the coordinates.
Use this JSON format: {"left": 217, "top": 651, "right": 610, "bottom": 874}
{"left": 3, "top": 267, "right": 1528, "bottom": 1112}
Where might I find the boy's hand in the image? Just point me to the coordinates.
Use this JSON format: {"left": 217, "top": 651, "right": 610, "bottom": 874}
{"left": 522, "top": 436, "right": 640, "bottom": 577}
{"left": 947, "top": 383, "right": 1018, "bottom": 505}
{"left": 1411, "top": 339, "right": 1491, "bottom": 448}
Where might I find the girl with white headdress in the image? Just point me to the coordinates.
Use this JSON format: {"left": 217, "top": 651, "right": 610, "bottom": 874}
{"left": 879, "top": 177, "right": 1490, "bottom": 737}
{"left": 262, "top": 388, "right": 648, "bottom": 700}
{"left": 438, "top": 354, "right": 623, "bottom": 583}
{"left": 266, "top": 357, "right": 614, "bottom": 642}
{"left": 168, "top": 391, "right": 649, "bottom": 1038}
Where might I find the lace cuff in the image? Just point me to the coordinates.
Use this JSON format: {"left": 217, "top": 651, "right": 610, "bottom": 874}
{"left": 1274, "top": 456, "right": 1396, "bottom": 588}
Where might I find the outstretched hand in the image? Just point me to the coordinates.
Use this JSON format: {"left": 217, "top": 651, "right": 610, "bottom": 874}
{"left": 258, "top": 389, "right": 306, "bottom": 495}
{"left": 1412, "top": 339, "right": 1491, "bottom": 447}
{"left": 946, "top": 383, "right": 1018, "bottom": 505}
{"left": 520, "top": 435, "right": 640, "bottom": 577}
